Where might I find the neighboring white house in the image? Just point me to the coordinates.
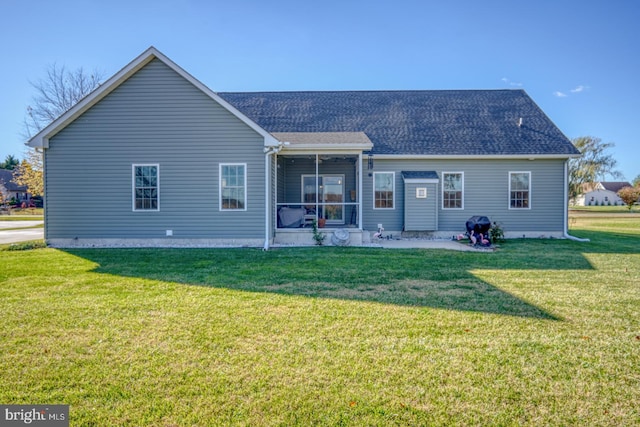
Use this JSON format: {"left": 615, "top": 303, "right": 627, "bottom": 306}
{"left": 572, "top": 181, "right": 632, "bottom": 206}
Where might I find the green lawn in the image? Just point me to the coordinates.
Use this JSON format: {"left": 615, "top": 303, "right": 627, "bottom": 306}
{"left": 0, "top": 215, "right": 44, "bottom": 222}
{"left": 0, "top": 207, "right": 44, "bottom": 217}
{"left": 1, "top": 217, "right": 639, "bottom": 426}
{"left": 570, "top": 205, "right": 639, "bottom": 213}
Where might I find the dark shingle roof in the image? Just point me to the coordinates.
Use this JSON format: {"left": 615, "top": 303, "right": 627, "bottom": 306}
{"left": 219, "top": 90, "right": 579, "bottom": 156}
{"left": 600, "top": 182, "right": 632, "bottom": 193}
{"left": 401, "top": 171, "right": 439, "bottom": 180}
{"left": 0, "top": 169, "right": 26, "bottom": 192}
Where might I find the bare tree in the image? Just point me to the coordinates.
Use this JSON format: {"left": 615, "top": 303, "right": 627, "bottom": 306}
{"left": 17, "top": 64, "right": 104, "bottom": 197}
{"left": 23, "top": 64, "right": 104, "bottom": 138}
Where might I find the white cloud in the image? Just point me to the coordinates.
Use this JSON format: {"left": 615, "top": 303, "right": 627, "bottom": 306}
{"left": 570, "top": 85, "right": 589, "bottom": 93}
{"left": 554, "top": 85, "right": 589, "bottom": 98}
{"left": 501, "top": 77, "right": 523, "bottom": 87}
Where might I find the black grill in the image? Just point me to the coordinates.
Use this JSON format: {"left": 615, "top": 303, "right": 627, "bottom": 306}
{"left": 465, "top": 216, "right": 491, "bottom": 235}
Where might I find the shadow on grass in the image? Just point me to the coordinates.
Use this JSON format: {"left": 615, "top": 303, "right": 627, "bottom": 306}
{"left": 61, "top": 232, "right": 625, "bottom": 320}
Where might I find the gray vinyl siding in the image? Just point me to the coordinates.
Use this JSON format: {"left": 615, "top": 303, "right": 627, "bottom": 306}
{"left": 404, "top": 182, "right": 438, "bottom": 231}
{"left": 44, "top": 59, "right": 265, "bottom": 239}
{"left": 362, "top": 158, "right": 566, "bottom": 233}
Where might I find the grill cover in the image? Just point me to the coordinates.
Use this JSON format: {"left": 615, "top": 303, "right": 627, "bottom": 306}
{"left": 465, "top": 216, "right": 491, "bottom": 235}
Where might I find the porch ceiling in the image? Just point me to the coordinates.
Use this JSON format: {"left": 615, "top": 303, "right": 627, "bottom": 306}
{"left": 272, "top": 132, "right": 373, "bottom": 152}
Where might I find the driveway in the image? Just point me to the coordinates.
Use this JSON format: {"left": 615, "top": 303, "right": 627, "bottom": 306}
{"left": 0, "top": 221, "right": 44, "bottom": 244}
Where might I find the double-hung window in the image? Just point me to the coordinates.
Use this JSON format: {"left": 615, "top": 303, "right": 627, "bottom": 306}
{"left": 373, "top": 172, "right": 394, "bottom": 209}
{"left": 133, "top": 164, "right": 159, "bottom": 211}
{"left": 509, "top": 171, "right": 531, "bottom": 209}
{"left": 220, "top": 163, "right": 246, "bottom": 210}
{"left": 442, "top": 172, "right": 464, "bottom": 209}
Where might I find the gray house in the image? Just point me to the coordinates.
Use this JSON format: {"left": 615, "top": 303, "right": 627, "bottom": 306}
{"left": 28, "top": 47, "right": 580, "bottom": 248}
{"left": 0, "top": 169, "right": 29, "bottom": 206}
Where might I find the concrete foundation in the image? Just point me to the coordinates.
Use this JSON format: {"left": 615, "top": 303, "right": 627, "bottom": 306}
{"left": 47, "top": 238, "right": 264, "bottom": 248}
{"left": 274, "top": 229, "right": 363, "bottom": 246}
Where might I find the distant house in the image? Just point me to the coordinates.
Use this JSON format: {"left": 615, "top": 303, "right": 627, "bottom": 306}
{"left": 572, "top": 182, "right": 632, "bottom": 206}
{"left": 27, "top": 47, "right": 580, "bottom": 248}
{"left": 0, "top": 169, "right": 28, "bottom": 205}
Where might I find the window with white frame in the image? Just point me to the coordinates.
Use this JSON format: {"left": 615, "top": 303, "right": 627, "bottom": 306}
{"left": 374, "top": 172, "right": 394, "bottom": 209}
{"left": 220, "top": 163, "right": 246, "bottom": 210}
{"left": 133, "top": 164, "right": 159, "bottom": 211}
{"left": 509, "top": 171, "right": 531, "bottom": 209}
{"left": 442, "top": 172, "right": 464, "bottom": 209}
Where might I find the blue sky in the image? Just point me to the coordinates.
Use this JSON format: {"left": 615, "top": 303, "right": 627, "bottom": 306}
{"left": 1, "top": 0, "right": 638, "bottom": 181}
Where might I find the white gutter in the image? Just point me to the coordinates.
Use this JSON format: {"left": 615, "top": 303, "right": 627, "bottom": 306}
{"left": 372, "top": 154, "right": 580, "bottom": 160}
{"left": 279, "top": 144, "right": 373, "bottom": 152}
{"left": 563, "top": 159, "right": 590, "bottom": 242}
{"left": 263, "top": 141, "right": 288, "bottom": 250}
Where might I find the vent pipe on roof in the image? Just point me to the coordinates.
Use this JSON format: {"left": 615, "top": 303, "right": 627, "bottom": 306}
{"left": 518, "top": 117, "right": 523, "bottom": 127}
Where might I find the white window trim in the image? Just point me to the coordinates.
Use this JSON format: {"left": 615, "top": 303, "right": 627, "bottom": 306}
{"left": 508, "top": 171, "right": 532, "bottom": 210}
{"left": 442, "top": 171, "right": 464, "bottom": 210}
{"left": 219, "top": 163, "right": 247, "bottom": 211}
{"left": 132, "top": 164, "right": 160, "bottom": 212}
{"left": 373, "top": 171, "right": 395, "bottom": 210}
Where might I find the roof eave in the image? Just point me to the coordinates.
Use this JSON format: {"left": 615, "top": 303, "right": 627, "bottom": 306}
{"left": 403, "top": 178, "right": 440, "bottom": 184}
{"left": 372, "top": 153, "right": 580, "bottom": 160}
{"left": 280, "top": 143, "right": 373, "bottom": 153}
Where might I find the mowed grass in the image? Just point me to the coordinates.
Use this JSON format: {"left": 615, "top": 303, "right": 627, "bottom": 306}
{"left": 1, "top": 217, "right": 639, "bottom": 426}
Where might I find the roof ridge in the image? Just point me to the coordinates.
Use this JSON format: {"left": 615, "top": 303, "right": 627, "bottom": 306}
{"left": 218, "top": 89, "right": 525, "bottom": 95}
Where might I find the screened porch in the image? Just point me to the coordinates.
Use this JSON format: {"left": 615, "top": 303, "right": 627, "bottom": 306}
{"left": 275, "top": 154, "right": 362, "bottom": 230}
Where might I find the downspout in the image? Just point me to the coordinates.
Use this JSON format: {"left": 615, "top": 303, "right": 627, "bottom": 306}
{"left": 36, "top": 146, "right": 46, "bottom": 243}
{"left": 263, "top": 142, "right": 287, "bottom": 250}
{"left": 563, "top": 159, "right": 590, "bottom": 242}
{"left": 358, "top": 152, "right": 363, "bottom": 229}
